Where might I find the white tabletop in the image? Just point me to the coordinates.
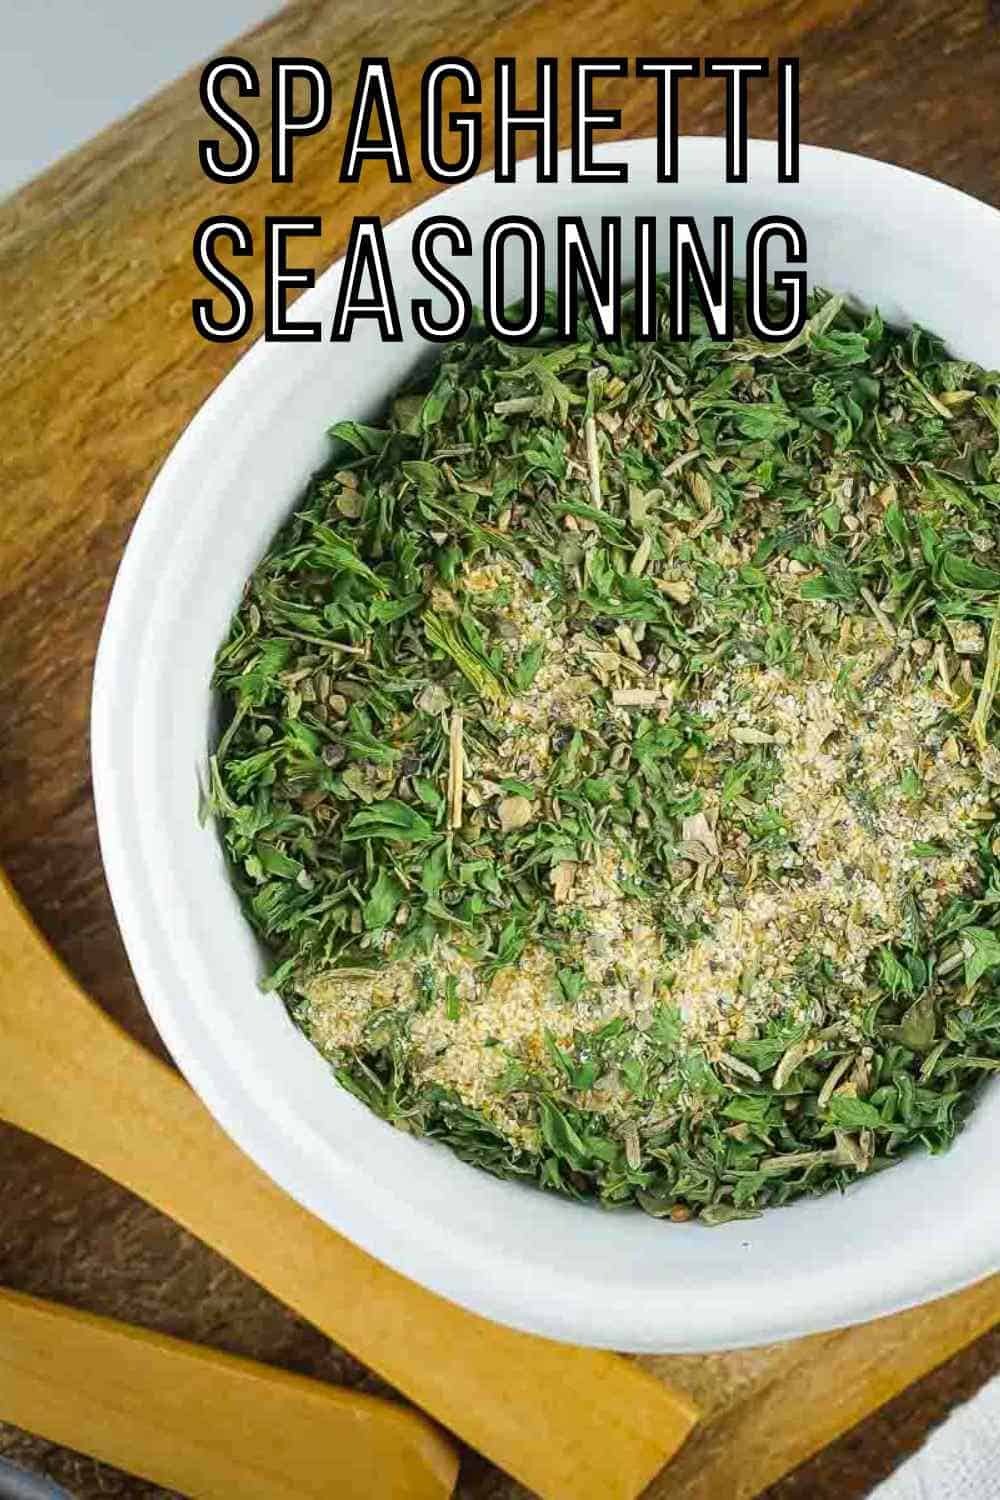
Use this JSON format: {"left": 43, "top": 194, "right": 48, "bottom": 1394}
{"left": 0, "top": 1, "right": 278, "bottom": 198}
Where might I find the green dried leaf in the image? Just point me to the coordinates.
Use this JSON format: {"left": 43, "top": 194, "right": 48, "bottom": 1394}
{"left": 363, "top": 868, "right": 403, "bottom": 929}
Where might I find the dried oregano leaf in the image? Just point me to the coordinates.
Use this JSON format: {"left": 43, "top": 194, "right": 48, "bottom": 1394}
{"left": 208, "top": 279, "right": 1000, "bottom": 1224}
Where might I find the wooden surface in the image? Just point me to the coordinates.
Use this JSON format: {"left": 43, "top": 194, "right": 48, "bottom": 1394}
{"left": 1, "top": 0, "right": 998, "bottom": 1496}
{"left": 0, "top": 1285, "right": 458, "bottom": 1500}
{"left": 0, "top": 867, "right": 695, "bottom": 1500}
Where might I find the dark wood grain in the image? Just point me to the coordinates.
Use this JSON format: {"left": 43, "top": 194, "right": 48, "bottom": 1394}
{"left": 1, "top": 1, "right": 998, "bottom": 1496}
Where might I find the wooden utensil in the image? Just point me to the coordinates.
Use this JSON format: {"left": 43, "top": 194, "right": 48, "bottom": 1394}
{"left": 0, "top": 869, "right": 698, "bottom": 1500}
{"left": 0, "top": 1284, "right": 457, "bottom": 1500}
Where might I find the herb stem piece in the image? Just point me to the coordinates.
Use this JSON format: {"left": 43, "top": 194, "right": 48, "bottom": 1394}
{"left": 860, "top": 586, "right": 896, "bottom": 641}
{"left": 584, "top": 416, "right": 602, "bottom": 509}
{"left": 448, "top": 711, "right": 464, "bottom": 830}
{"left": 971, "top": 601, "right": 1000, "bottom": 751}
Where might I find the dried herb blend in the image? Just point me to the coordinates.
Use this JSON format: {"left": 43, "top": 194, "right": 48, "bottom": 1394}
{"left": 209, "top": 285, "right": 1000, "bottom": 1224}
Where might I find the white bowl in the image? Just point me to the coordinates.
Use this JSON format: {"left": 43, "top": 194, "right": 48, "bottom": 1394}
{"left": 93, "top": 139, "right": 1000, "bottom": 1352}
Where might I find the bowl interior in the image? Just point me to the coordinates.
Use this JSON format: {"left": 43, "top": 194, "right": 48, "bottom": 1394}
{"left": 93, "top": 139, "right": 1000, "bottom": 1351}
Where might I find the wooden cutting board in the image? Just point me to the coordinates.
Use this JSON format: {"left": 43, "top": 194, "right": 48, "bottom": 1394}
{"left": 1, "top": 1, "right": 998, "bottom": 1496}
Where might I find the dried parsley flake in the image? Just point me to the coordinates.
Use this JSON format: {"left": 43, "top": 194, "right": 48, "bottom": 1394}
{"left": 209, "top": 282, "right": 1000, "bottom": 1224}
